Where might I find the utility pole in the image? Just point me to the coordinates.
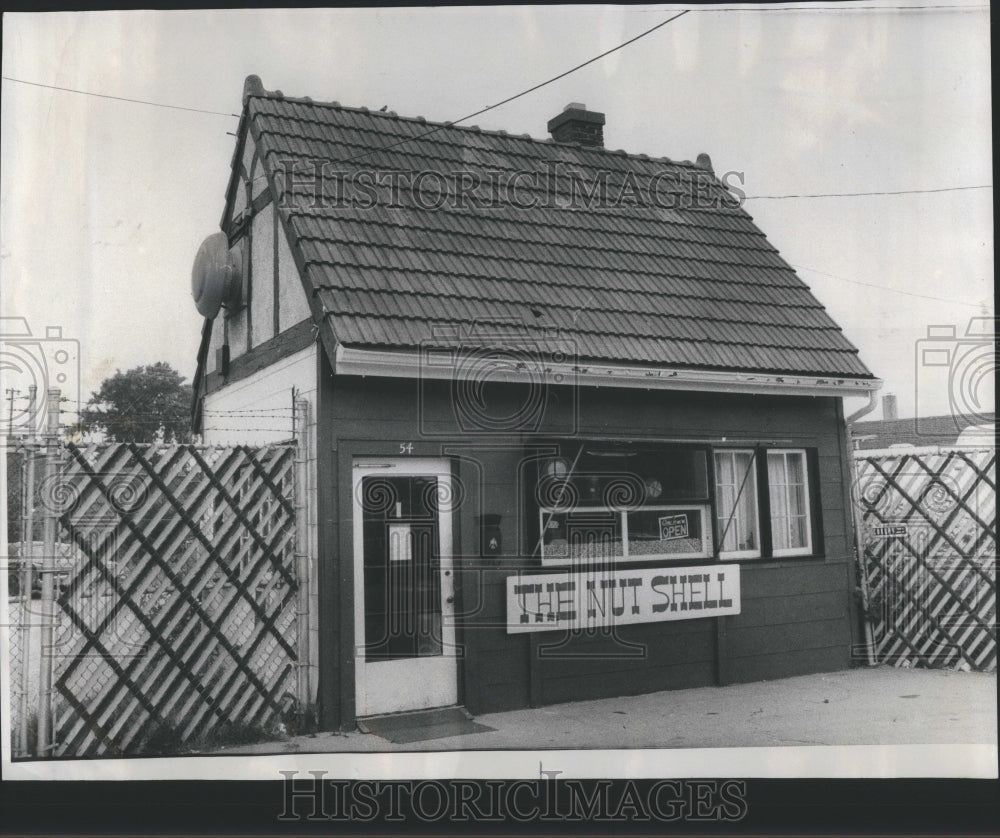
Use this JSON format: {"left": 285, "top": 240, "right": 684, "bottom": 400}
{"left": 27, "top": 384, "right": 37, "bottom": 435}
{"left": 6, "top": 387, "right": 17, "bottom": 436}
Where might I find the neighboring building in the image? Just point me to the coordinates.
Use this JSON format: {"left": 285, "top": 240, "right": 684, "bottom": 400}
{"left": 851, "top": 395, "right": 995, "bottom": 450}
{"left": 192, "top": 76, "right": 880, "bottom": 729}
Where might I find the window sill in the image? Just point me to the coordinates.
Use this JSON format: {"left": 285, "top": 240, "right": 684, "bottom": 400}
{"left": 723, "top": 553, "right": 830, "bottom": 567}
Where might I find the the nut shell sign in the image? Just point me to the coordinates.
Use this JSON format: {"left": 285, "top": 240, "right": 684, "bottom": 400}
{"left": 507, "top": 564, "right": 741, "bottom": 633}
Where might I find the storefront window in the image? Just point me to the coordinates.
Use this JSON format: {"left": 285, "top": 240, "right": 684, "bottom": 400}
{"left": 536, "top": 444, "right": 713, "bottom": 565}
{"left": 534, "top": 443, "right": 818, "bottom": 565}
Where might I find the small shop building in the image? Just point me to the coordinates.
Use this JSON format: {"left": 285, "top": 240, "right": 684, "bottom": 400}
{"left": 192, "top": 76, "right": 881, "bottom": 729}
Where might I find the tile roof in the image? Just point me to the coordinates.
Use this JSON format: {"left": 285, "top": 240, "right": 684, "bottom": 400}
{"left": 230, "top": 80, "right": 876, "bottom": 380}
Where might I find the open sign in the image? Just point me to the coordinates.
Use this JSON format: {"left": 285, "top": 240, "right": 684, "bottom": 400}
{"left": 658, "top": 513, "right": 690, "bottom": 541}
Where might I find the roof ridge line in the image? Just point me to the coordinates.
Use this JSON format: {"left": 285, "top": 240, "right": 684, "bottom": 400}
{"left": 255, "top": 129, "right": 721, "bottom": 189}
{"left": 251, "top": 123, "right": 720, "bottom": 187}
{"left": 248, "top": 91, "right": 716, "bottom": 170}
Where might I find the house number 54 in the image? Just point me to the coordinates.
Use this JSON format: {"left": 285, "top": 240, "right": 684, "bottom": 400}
{"left": 399, "top": 442, "right": 413, "bottom": 454}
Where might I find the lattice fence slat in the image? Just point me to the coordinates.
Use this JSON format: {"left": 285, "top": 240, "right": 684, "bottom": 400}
{"left": 854, "top": 446, "right": 997, "bottom": 672}
{"left": 8, "top": 441, "right": 301, "bottom": 758}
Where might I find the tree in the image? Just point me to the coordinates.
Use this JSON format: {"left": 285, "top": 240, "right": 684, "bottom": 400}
{"left": 78, "top": 363, "right": 193, "bottom": 443}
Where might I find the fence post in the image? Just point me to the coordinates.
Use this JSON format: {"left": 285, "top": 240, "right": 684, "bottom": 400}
{"left": 293, "top": 398, "right": 311, "bottom": 724}
{"left": 849, "top": 453, "right": 877, "bottom": 667}
{"left": 36, "top": 387, "right": 60, "bottom": 756}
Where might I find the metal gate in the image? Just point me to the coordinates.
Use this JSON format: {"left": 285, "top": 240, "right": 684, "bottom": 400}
{"left": 7, "top": 438, "right": 307, "bottom": 758}
{"left": 853, "top": 446, "right": 996, "bottom": 672}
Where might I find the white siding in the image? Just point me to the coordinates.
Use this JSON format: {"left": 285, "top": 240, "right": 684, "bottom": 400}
{"left": 206, "top": 303, "right": 226, "bottom": 375}
{"left": 226, "top": 293, "right": 249, "bottom": 360}
{"left": 231, "top": 132, "right": 268, "bottom": 219}
{"left": 250, "top": 204, "right": 275, "bottom": 347}
{"left": 202, "top": 343, "right": 320, "bottom": 703}
{"left": 207, "top": 150, "right": 311, "bottom": 373}
{"left": 278, "top": 219, "right": 311, "bottom": 330}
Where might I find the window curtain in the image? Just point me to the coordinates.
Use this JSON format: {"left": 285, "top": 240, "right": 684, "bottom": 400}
{"left": 768, "top": 452, "right": 807, "bottom": 550}
{"left": 716, "top": 451, "right": 757, "bottom": 553}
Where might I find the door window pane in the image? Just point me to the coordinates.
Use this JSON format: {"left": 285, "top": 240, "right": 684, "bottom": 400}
{"left": 714, "top": 450, "right": 760, "bottom": 556}
{"left": 361, "top": 476, "right": 443, "bottom": 660}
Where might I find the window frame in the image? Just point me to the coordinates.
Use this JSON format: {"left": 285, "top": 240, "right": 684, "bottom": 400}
{"left": 526, "top": 441, "right": 823, "bottom": 567}
{"left": 712, "top": 448, "right": 763, "bottom": 560}
{"left": 765, "top": 448, "right": 814, "bottom": 558}
{"left": 538, "top": 503, "right": 713, "bottom": 566}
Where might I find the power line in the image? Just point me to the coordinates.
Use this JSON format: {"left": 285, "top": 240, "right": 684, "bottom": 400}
{"left": 6, "top": 11, "right": 690, "bottom": 187}
{"left": 630, "top": 3, "right": 987, "bottom": 11}
{"left": 791, "top": 263, "right": 989, "bottom": 308}
{"left": 746, "top": 184, "right": 992, "bottom": 200}
{"left": 3, "top": 11, "right": 988, "bottom": 358}
{"left": 1, "top": 76, "right": 239, "bottom": 117}
{"left": 317, "top": 9, "right": 692, "bottom": 169}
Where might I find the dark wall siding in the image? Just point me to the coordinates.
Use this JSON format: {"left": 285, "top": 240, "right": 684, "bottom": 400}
{"left": 543, "top": 660, "right": 717, "bottom": 706}
{"left": 535, "top": 622, "right": 717, "bottom": 708}
{"left": 318, "top": 372, "right": 857, "bottom": 725}
{"left": 316, "top": 351, "right": 340, "bottom": 729}
{"left": 737, "top": 587, "right": 851, "bottom": 628}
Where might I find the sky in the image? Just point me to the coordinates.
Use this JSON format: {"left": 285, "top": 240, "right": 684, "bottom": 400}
{"left": 1, "top": 3, "right": 993, "bottom": 425}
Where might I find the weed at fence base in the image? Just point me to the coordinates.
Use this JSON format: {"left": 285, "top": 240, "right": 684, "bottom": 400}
{"left": 132, "top": 702, "right": 319, "bottom": 756}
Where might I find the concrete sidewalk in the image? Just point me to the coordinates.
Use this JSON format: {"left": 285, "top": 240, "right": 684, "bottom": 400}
{"left": 218, "top": 666, "right": 996, "bottom": 754}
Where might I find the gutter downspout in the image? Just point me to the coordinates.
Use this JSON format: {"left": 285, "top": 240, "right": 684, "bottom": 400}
{"left": 845, "top": 389, "right": 879, "bottom": 425}
{"left": 844, "top": 388, "right": 879, "bottom": 666}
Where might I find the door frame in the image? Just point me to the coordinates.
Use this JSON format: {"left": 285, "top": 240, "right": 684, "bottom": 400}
{"left": 351, "top": 457, "right": 458, "bottom": 717}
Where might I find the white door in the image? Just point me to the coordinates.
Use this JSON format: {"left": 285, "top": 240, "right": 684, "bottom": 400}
{"left": 352, "top": 458, "right": 458, "bottom": 717}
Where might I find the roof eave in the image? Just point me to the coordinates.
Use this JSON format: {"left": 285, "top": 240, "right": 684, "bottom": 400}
{"left": 333, "top": 345, "right": 882, "bottom": 398}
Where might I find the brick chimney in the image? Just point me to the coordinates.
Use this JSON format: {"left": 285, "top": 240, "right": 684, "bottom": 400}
{"left": 547, "top": 103, "right": 605, "bottom": 148}
{"left": 882, "top": 394, "right": 898, "bottom": 421}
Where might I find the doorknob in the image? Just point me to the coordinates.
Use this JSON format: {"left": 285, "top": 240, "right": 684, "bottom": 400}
{"left": 446, "top": 595, "right": 455, "bottom": 604}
